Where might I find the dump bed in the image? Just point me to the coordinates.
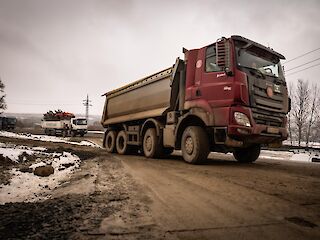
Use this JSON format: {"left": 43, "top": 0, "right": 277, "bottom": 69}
{"left": 41, "top": 119, "right": 70, "bottom": 129}
{"left": 101, "top": 67, "right": 173, "bottom": 126}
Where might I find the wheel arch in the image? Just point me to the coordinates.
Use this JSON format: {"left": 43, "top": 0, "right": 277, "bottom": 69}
{"left": 140, "top": 118, "right": 163, "bottom": 139}
{"left": 175, "top": 113, "right": 208, "bottom": 149}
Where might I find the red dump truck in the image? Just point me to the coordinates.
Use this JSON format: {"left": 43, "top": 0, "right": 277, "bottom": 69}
{"left": 101, "top": 36, "right": 289, "bottom": 164}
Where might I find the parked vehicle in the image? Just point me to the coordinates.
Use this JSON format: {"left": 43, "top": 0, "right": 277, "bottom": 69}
{"left": 101, "top": 35, "right": 290, "bottom": 164}
{"left": 0, "top": 116, "right": 17, "bottom": 130}
{"left": 41, "top": 110, "right": 87, "bottom": 137}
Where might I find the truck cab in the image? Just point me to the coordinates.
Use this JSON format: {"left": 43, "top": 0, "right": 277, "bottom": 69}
{"left": 71, "top": 118, "right": 88, "bottom": 137}
{"left": 184, "top": 36, "right": 288, "bottom": 146}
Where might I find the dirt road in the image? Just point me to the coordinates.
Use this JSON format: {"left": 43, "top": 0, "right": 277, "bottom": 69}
{"left": 88, "top": 136, "right": 320, "bottom": 239}
{"left": 1, "top": 135, "right": 319, "bottom": 239}
{"left": 111, "top": 153, "right": 319, "bottom": 239}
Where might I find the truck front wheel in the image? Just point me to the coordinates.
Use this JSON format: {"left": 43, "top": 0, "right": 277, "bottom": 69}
{"left": 233, "top": 144, "right": 261, "bottom": 163}
{"left": 143, "top": 128, "right": 162, "bottom": 158}
{"left": 105, "top": 130, "right": 117, "bottom": 153}
{"left": 116, "top": 130, "right": 128, "bottom": 155}
{"left": 181, "top": 126, "right": 209, "bottom": 164}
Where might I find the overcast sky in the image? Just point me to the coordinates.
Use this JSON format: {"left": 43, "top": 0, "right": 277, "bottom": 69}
{"left": 0, "top": 0, "right": 319, "bottom": 116}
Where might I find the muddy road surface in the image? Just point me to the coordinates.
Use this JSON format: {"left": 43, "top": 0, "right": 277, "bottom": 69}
{"left": 0, "top": 135, "right": 319, "bottom": 239}
{"left": 116, "top": 153, "right": 320, "bottom": 239}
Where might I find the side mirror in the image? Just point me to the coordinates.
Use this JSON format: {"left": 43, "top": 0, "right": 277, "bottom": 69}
{"left": 288, "top": 97, "right": 291, "bottom": 113}
{"left": 224, "top": 67, "right": 233, "bottom": 76}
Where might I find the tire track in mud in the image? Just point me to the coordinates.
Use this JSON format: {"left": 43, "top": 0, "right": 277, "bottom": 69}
{"left": 116, "top": 154, "right": 320, "bottom": 240}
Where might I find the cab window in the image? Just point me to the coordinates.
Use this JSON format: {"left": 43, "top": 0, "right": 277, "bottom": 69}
{"left": 205, "top": 45, "right": 222, "bottom": 72}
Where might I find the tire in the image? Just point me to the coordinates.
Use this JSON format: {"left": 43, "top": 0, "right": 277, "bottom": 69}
{"left": 71, "top": 131, "right": 76, "bottom": 137}
{"left": 181, "top": 126, "right": 209, "bottom": 164}
{"left": 104, "top": 130, "right": 117, "bottom": 153}
{"left": 143, "top": 128, "right": 162, "bottom": 158}
{"left": 116, "top": 130, "right": 128, "bottom": 155}
{"left": 62, "top": 130, "right": 68, "bottom": 138}
{"left": 233, "top": 144, "right": 261, "bottom": 163}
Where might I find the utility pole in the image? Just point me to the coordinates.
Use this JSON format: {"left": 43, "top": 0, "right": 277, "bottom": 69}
{"left": 83, "top": 94, "right": 92, "bottom": 122}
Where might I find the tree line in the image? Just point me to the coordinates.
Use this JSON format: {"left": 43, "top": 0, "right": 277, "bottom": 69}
{"left": 0, "top": 78, "right": 6, "bottom": 113}
{"left": 288, "top": 79, "right": 320, "bottom": 146}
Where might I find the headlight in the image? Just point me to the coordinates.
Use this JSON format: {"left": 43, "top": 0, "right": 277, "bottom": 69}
{"left": 234, "top": 112, "right": 251, "bottom": 127}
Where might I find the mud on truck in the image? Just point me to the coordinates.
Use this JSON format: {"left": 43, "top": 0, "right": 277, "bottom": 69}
{"left": 101, "top": 36, "right": 290, "bottom": 164}
{"left": 41, "top": 110, "right": 88, "bottom": 137}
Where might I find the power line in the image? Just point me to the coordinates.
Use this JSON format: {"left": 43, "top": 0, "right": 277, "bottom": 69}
{"left": 285, "top": 57, "right": 320, "bottom": 72}
{"left": 286, "top": 63, "right": 320, "bottom": 76}
{"left": 283, "top": 47, "right": 320, "bottom": 64}
{"left": 8, "top": 102, "right": 79, "bottom": 106}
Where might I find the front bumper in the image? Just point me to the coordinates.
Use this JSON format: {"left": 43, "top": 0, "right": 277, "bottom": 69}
{"left": 228, "top": 124, "right": 287, "bottom": 144}
{"left": 212, "top": 106, "right": 288, "bottom": 147}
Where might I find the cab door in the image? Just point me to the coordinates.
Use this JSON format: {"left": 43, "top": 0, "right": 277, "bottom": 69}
{"left": 199, "top": 44, "right": 233, "bottom": 108}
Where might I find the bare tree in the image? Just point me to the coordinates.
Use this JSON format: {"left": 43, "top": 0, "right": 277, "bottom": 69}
{"left": 306, "top": 83, "right": 319, "bottom": 146}
{"left": 292, "top": 79, "right": 310, "bottom": 146}
{"left": 0, "top": 78, "right": 6, "bottom": 113}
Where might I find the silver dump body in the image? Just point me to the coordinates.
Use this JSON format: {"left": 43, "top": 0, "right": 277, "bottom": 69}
{"left": 101, "top": 67, "right": 173, "bottom": 126}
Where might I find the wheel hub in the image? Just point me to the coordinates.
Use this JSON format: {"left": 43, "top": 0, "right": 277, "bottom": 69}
{"left": 185, "top": 136, "right": 194, "bottom": 154}
{"left": 145, "top": 136, "right": 152, "bottom": 151}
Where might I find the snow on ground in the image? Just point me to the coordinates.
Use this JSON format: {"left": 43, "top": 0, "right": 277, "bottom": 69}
{"left": 260, "top": 150, "right": 320, "bottom": 163}
{"left": 260, "top": 150, "right": 293, "bottom": 161}
{"left": 0, "top": 143, "right": 49, "bottom": 163}
{"left": 0, "top": 144, "right": 81, "bottom": 204}
{"left": 88, "top": 130, "right": 104, "bottom": 134}
{"left": 0, "top": 130, "right": 100, "bottom": 147}
{"left": 283, "top": 140, "right": 320, "bottom": 149}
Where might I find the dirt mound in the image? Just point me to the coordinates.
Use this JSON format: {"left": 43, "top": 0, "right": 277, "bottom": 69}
{"left": 0, "top": 194, "right": 115, "bottom": 239}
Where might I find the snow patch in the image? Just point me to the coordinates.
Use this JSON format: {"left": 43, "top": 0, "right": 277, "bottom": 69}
{"left": 0, "top": 144, "right": 81, "bottom": 204}
{"left": 0, "top": 147, "right": 34, "bottom": 163}
{"left": 260, "top": 149, "right": 320, "bottom": 163}
{"left": 32, "top": 146, "right": 47, "bottom": 151}
{"left": 0, "top": 131, "right": 100, "bottom": 147}
{"left": 283, "top": 140, "right": 320, "bottom": 149}
{"left": 290, "top": 153, "right": 311, "bottom": 162}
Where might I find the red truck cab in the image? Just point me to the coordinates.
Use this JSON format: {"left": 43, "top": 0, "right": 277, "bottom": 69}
{"left": 183, "top": 36, "right": 288, "bottom": 150}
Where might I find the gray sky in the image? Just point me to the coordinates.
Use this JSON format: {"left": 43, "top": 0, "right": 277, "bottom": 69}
{"left": 0, "top": 0, "right": 319, "bottom": 116}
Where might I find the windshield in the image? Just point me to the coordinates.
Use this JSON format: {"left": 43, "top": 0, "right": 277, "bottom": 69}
{"left": 235, "top": 41, "right": 284, "bottom": 79}
{"left": 76, "top": 119, "right": 87, "bottom": 125}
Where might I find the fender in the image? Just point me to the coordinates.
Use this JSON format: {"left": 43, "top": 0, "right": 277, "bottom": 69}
{"left": 184, "top": 100, "right": 214, "bottom": 126}
{"left": 176, "top": 107, "right": 214, "bottom": 135}
{"left": 140, "top": 118, "right": 163, "bottom": 137}
{"left": 174, "top": 107, "right": 214, "bottom": 149}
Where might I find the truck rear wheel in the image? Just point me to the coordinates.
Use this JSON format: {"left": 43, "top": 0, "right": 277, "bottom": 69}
{"left": 105, "top": 130, "right": 117, "bottom": 153}
{"left": 181, "top": 126, "right": 209, "bottom": 164}
{"left": 233, "top": 144, "right": 261, "bottom": 163}
{"left": 143, "top": 128, "right": 162, "bottom": 158}
{"left": 116, "top": 130, "right": 128, "bottom": 155}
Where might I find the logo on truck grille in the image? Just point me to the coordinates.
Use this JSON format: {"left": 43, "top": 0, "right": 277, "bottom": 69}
{"left": 266, "top": 86, "right": 273, "bottom": 98}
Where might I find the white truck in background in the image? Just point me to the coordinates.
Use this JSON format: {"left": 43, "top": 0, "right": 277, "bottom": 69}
{"left": 41, "top": 110, "right": 88, "bottom": 137}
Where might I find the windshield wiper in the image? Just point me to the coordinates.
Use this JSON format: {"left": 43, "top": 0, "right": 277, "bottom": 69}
{"left": 239, "top": 66, "right": 265, "bottom": 79}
